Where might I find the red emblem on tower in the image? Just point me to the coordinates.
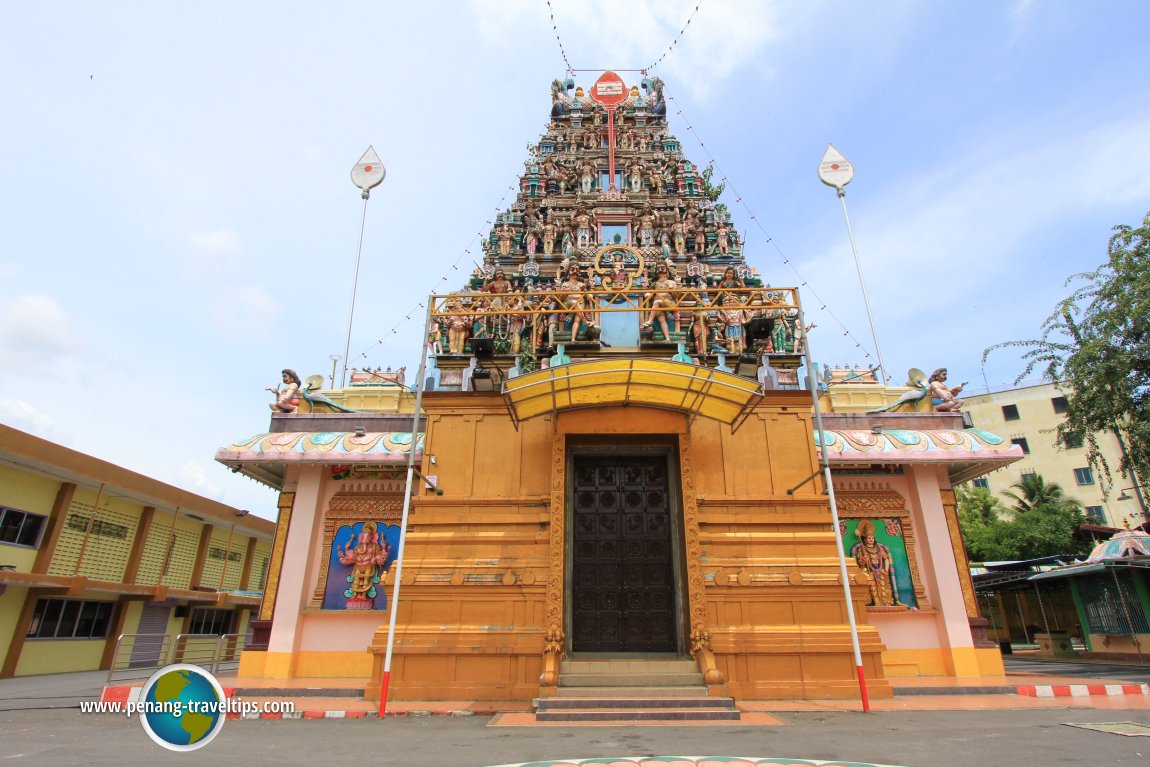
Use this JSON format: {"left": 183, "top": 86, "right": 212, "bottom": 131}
{"left": 590, "top": 71, "right": 627, "bottom": 107}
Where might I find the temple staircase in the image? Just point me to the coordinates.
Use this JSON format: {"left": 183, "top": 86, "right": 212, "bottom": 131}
{"left": 533, "top": 658, "right": 740, "bottom": 722}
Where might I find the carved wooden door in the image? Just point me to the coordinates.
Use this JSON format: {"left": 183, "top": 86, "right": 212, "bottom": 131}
{"left": 571, "top": 455, "right": 677, "bottom": 653}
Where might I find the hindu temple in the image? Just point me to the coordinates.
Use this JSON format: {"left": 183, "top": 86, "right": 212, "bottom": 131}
{"left": 216, "top": 73, "right": 1023, "bottom": 715}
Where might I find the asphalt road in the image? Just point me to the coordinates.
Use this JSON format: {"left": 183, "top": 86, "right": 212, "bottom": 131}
{"left": 1, "top": 707, "right": 1149, "bottom": 767}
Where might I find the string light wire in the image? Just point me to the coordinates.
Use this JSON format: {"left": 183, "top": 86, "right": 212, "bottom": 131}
{"left": 643, "top": 3, "right": 703, "bottom": 73}
{"left": 664, "top": 88, "right": 883, "bottom": 376}
{"left": 545, "top": 0, "right": 574, "bottom": 74}
{"left": 546, "top": 0, "right": 703, "bottom": 75}
{"left": 354, "top": 169, "right": 524, "bottom": 367}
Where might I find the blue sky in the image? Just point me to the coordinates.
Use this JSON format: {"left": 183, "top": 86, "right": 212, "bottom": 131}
{"left": 2, "top": 1, "right": 1148, "bottom": 519}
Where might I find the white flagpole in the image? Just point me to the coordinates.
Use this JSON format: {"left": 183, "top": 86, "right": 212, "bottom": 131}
{"left": 341, "top": 196, "right": 370, "bottom": 389}
{"left": 378, "top": 299, "right": 433, "bottom": 717}
{"left": 800, "top": 302, "right": 871, "bottom": 712}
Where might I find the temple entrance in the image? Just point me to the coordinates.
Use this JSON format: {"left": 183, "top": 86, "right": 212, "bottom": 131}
{"left": 570, "top": 453, "right": 679, "bottom": 653}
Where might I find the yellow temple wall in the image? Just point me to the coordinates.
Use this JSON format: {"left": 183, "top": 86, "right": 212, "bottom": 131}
{"left": 366, "top": 397, "right": 554, "bottom": 699}
{"left": 363, "top": 391, "right": 891, "bottom": 701}
{"left": 253, "top": 387, "right": 995, "bottom": 699}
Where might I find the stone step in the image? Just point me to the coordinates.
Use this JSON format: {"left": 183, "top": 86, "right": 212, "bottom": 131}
{"left": 536, "top": 708, "right": 740, "bottom": 722}
{"left": 559, "top": 672, "right": 705, "bottom": 687}
{"left": 536, "top": 696, "right": 736, "bottom": 710}
{"left": 555, "top": 686, "right": 708, "bottom": 697}
{"left": 559, "top": 659, "right": 698, "bottom": 674}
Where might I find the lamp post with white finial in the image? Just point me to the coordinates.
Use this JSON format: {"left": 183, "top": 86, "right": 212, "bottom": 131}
{"left": 342, "top": 146, "right": 386, "bottom": 388}
{"left": 818, "top": 144, "right": 888, "bottom": 385}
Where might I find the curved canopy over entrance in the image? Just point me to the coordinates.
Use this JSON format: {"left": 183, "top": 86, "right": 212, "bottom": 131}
{"left": 502, "top": 359, "right": 762, "bottom": 430}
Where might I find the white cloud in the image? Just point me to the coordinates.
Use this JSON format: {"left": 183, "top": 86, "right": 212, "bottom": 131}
{"left": 790, "top": 113, "right": 1150, "bottom": 382}
{"left": 1011, "top": 0, "right": 1039, "bottom": 41}
{"left": 178, "top": 460, "right": 223, "bottom": 499}
{"left": 210, "top": 285, "right": 282, "bottom": 337}
{"left": 189, "top": 227, "right": 243, "bottom": 271}
{"left": 805, "top": 115, "right": 1150, "bottom": 310}
{"left": 0, "top": 398, "right": 57, "bottom": 437}
{"left": 469, "top": 0, "right": 779, "bottom": 98}
{"left": 0, "top": 294, "right": 83, "bottom": 378}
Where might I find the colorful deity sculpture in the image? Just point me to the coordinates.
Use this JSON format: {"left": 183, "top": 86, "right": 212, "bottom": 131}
{"left": 337, "top": 521, "right": 392, "bottom": 609}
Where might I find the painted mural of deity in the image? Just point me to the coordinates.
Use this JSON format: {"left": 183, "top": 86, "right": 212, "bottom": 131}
{"left": 844, "top": 518, "right": 916, "bottom": 609}
{"left": 323, "top": 520, "right": 399, "bottom": 610}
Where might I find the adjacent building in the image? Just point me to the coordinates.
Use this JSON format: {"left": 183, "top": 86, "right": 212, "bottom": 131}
{"left": 962, "top": 382, "right": 1148, "bottom": 530}
{"left": 0, "top": 423, "right": 275, "bottom": 677}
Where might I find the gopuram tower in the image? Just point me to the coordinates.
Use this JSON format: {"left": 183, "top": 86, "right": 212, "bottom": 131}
{"left": 219, "top": 74, "right": 1019, "bottom": 717}
{"left": 431, "top": 72, "right": 802, "bottom": 388}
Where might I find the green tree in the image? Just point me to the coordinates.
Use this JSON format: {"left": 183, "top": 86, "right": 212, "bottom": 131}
{"left": 956, "top": 478, "right": 1088, "bottom": 561}
{"left": 1001, "top": 474, "right": 1077, "bottom": 514}
{"left": 700, "top": 162, "right": 726, "bottom": 202}
{"left": 984, "top": 211, "right": 1150, "bottom": 502}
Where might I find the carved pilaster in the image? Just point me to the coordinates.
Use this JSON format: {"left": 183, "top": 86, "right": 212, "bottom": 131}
{"left": 258, "top": 492, "right": 294, "bottom": 622}
{"left": 541, "top": 434, "right": 566, "bottom": 686}
{"left": 678, "top": 435, "right": 724, "bottom": 684}
{"left": 940, "top": 488, "right": 980, "bottom": 618}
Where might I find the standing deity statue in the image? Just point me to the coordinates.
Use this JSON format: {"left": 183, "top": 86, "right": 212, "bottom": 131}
{"left": 497, "top": 224, "right": 514, "bottom": 256}
{"left": 445, "top": 300, "right": 470, "bottom": 355}
{"left": 558, "top": 265, "right": 593, "bottom": 344}
{"left": 574, "top": 206, "right": 595, "bottom": 249}
{"left": 542, "top": 219, "right": 557, "bottom": 255}
{"left": 715, "top": 220, "right": 731, "bottom": 256}
{"left": 643, "top": 263, "right": 680, "bottom": 340}
{"left": 851, "top": 520, "right": 901, "bottom": 607}
{"left": 717, "top": 267, "right": 747, "bottom": 355}
{"left": 579, "top": 161, "right": 595, "bottom": 194}
{"left": 672, "top": 215, "right": 687, "bottom": 255}
{"left": 628, "top": 158, "right": 644, "bottom": 193}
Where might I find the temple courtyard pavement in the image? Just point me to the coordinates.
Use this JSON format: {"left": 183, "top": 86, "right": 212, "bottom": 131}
{"left": 1, "top": 656, "right": 1148, "bottom": 766}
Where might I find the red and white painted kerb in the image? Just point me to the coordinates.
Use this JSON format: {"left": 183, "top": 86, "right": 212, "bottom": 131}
{"left": 1016, "top": 683, "right": 1150, "bottom": 698}
{"left": 237, "top": 709, "right": 493, "bottom": 720}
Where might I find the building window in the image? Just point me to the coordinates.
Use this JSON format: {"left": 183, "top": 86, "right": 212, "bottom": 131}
{"left": 65, "top": 513, "right": 128, "bottom": 539}
{"left": 972, "top": 478, "right": 990, "bottom": 490}
{"left": 26, "top": 598, "right": 114, "bottom": 639}
{"left": 1074, "top": 467, "right": 1095, "bottom": 485}
{"left": 1051, "top": 396, "right": 1069, "bottom": 414}
{"left": 1011, "top": 437, "right": 1030, "bottom": 454}
{"left": 1079, "top": 576, "right": 1150, "bottom": 634}
{"left": 0, "top": 507, "right": 46, "bottom": 548}
{"left": 1084, "top": 506, "right": 1106, "bottom": 524}
{"left": 1065, "top": 433, "right": 1084, "bottom": 449}
{"left": 188, "top": 607, "right": 232, "bottom": 636}
{"left": 208, "top": 547, "right": 242, "bottom": 563}
{"left": 1020, "top": 471, "right": 1037, "bottom": 483}
{"left": 1001, "top": 404, "right": 1020, "bottom": 421}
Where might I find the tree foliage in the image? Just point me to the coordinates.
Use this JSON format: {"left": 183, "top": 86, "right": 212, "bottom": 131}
{"left": 956, "top": 478, "right": 1089, "bottom": 562}
{"left": 700, "top": 162, "right": 726, "bottom": 203}
{"left": 983, "top": 211, "right": 1150, "bottom": 496}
